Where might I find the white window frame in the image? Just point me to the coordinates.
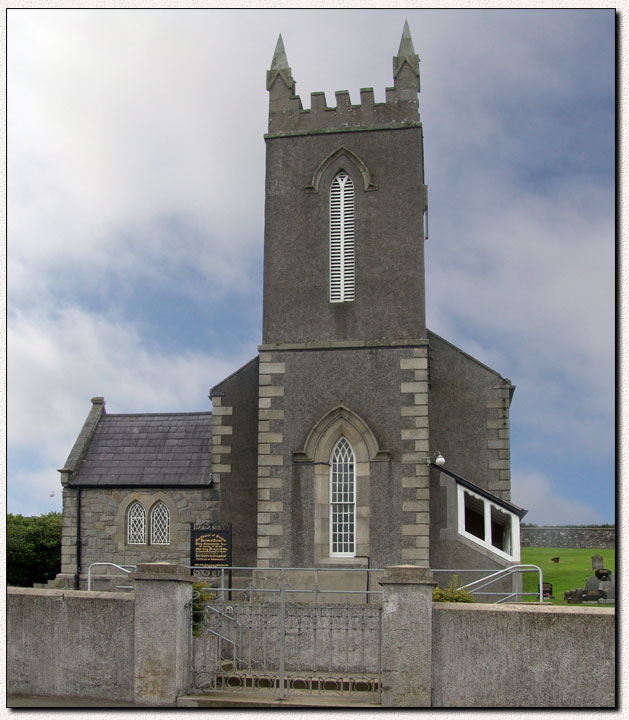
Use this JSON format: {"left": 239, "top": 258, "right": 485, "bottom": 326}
{"left": 329, "top": 437, "right": 356, "bottom": 557}
{"left": 456, "top": 485, "right": 520, "bottom": 562}
{"left": 150, "top": 502, "right": 171, "bottom": 545}
{"left": 127, "top": 502, "right": 146, "bottom": 545}
{"left": 330, "top": 171, "right": 355, "bottom": 303}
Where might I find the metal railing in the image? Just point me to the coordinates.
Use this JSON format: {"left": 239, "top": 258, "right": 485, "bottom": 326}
{"left": 87, "top": 562, "right": 136, "bottom": 592}
{"left": 188, "top": 566, "right": 385, "bottom": 604}
{"left": 432, "top": 565, "right": 544, "bottom": 603}
{"left": 189, "top": 575, "right": 383, "bottom": 700}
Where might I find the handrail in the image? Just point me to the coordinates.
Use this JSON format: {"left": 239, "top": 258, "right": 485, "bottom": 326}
{"left": 188, "top": 565, "right": 544, "bottom": 604}
{"left": 87, "top": 562, "right": 136, "bottom": 592}
{"left": 189, "top": 565, "right": 385, "bottom": 604}
{"left": 198, "top": 605, "right": 243, "bottom": 671}
{"left": 457, "top": 564, "right": 544, "bottom": 603}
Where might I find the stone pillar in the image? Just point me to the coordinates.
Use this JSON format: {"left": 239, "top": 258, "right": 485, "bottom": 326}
{"left": 399, "top": 345, "right": 431, "bottom": 565}
{"left": 133, "top": 562, "right": 195, "bottom": 706}
{"left": 379, "top": 565, "right": 436, "bottom": 707}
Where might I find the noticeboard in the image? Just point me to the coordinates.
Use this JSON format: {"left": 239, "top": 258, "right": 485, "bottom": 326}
{"left": 191, "top": 524, "right": 232, "bottom": 568}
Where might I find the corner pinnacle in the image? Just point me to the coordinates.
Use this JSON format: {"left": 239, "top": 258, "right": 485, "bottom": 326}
{"left": 397, "top": 20, "right": 417, "bottom": 58}
{"left": 271, "top": 33, "right": 290, "bottom": 71}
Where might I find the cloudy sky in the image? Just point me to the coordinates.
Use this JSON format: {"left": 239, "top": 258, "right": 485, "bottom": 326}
{"left": 7, "top": 8, "right": 614, "bottom": 524}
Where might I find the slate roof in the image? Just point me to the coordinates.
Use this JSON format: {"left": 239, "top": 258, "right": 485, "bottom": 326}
{"left": 69, "top": 412, "right": 213, "bottom": 487}
{"left": 436, "top": 466, "right": 527, "bottom": 518}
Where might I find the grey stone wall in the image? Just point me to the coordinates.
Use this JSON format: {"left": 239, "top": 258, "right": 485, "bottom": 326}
{"left": 254, "top": 344, "right": 431, "bottom": 570}
{"left": 431, "top": 603, "right": 615, "bottom": 707}
{"left": 428, "top": 331, "right": 514, "bottom": 500}
{"left": 262, "top": 127, "right": 426, "bottom": 346}
{"left": 7, "top": 587, "right": 135, "bottom": 701}
{"left": 211, "top": 357, "right": 259, "bottom": 567}
{"left": 520, "top": 527, "right": 615, "bottom": 549}
{"left": 64, "top": 487, "right": 217, "bottom": 588}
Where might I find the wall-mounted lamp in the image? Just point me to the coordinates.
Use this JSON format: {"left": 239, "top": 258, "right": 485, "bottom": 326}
{"left": 423, "top": 451, "right": 445, "bottom": 466}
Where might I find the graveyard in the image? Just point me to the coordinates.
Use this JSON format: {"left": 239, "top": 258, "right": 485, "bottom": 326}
{"left": 521, "top": 548, "right": 615, "bottom": 606}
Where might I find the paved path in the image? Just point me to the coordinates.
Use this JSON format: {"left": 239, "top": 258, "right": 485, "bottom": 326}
{"left": 7, "top": 694, "right": 137, "bottom": 707}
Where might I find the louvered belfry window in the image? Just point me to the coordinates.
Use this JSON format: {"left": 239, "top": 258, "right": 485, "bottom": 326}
{"left": 127, "top": 502, "right": 146, "bottom": 544}
{"left": 150, "top": 502, "right": 170, "bottom": 545}
{"left": 330, "top": 437, "right": 356, "bottom": 556}
{"left": 330, "top": 171, "right": 355, "bottom": 302}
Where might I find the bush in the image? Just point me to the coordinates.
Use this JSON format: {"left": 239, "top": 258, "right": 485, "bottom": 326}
{"left": 433, "top": 575, "right": 476, "bottom": 603}
{"left": 192, "top": 581, "right": 219, "bottom": 635}
{"left": 7, "top": 513, "right": 62, "bottom": 587}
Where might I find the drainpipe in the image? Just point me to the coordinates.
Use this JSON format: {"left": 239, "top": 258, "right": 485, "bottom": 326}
{"left": 355, "top": 555, "right": 371, "bottom": 602}
{"left": 75, "top": 486, "right": 81, "bottom": 590}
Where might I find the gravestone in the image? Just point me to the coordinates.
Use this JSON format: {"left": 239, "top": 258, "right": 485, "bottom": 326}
{"left": 584, "top": 576, "right": 600, "bottom": 591}
{"left": 564, "top": 589, "right": 583, "bottom": 603}
{"left": 565, "top": 557, "right": 615, "bottom": 604}
{"left": 607, "top": 574, "right": 615, "bottom": 601}
{"left": 599, "top": 573, "right": 615, "bottom": 603}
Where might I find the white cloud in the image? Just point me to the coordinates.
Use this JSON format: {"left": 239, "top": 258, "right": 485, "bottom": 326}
{"left": 8, "top": 302, "right": 253, "bottom": 462}
{"left": 7, "top": 9, "right": 614, "bottom": 520}
{"left": 512, "top": 471, "right": 607, "bottom": 526}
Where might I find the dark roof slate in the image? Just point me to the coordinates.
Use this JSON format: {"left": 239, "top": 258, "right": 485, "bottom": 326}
{"left": 436, "top": 465, "right": 527, "bottom": 518}
{"left": 70, "top": 412, "right": 212, "bottom": 487}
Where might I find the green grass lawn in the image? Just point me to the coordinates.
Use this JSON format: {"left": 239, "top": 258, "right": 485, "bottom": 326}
{"left": 520, "top": 547, "right": 615, "bottom": 606}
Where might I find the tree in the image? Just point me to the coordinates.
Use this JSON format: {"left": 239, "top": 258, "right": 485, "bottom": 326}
{"left": 7, "top": 512, "right": 62, "bottom": 587}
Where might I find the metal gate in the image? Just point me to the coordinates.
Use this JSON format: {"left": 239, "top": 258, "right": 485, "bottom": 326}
{"left": 188, "top": 573, "right": 382, "bottom": 702}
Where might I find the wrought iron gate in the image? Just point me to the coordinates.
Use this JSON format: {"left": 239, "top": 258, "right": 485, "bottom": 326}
{"left": 188, "top": 575, "right": 382, "bottom": 702}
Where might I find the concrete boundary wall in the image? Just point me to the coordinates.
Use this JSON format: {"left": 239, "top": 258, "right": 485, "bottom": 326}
{"left": 7, "top": 587, "right": 135, "bottom": 702}
{"left": 520, "top": 526, "right": 615, "bottom": 548}
{"left": 431, "top": 603, "right": 615, "bottom": 707}
{"left": 7, "top": 564, "right": 616, "bottom": 707}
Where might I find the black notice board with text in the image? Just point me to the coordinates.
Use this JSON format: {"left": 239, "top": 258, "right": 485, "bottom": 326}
{"left": 190, "top": 524, "right": 233, "bottom": 568}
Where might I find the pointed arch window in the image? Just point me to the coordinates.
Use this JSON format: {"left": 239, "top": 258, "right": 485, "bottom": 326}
{"left": 127, "top": 502, "right": 146, "bottom": 545}
{"left": 150, "top": 502, "right": 170, "bottom": 545}
{"left": 330, "top": 437, "right": 356, "bottom": 556}
{"left": 330, "top": 171, "right": 355, "bottom": 303}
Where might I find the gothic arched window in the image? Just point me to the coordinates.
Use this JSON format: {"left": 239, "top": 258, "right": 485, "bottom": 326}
{"left": 330, "top": 437, "right": 356, "bottom": 556}
{"left": 150, "top": 502, "right": 170, "bottom": 545}
{"left": 127, "top": 502, "right": 146, "bottom": 545}
{"left": 330, "top": 171, "right": 355, "bottom": 303}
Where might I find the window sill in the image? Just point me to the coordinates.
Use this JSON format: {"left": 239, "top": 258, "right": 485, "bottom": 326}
{"left": 318, "top": 557, "right": 369, "bottom": 568}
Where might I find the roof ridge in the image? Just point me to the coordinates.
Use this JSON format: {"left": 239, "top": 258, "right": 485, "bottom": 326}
{"left": 102, "top": 411, "right": 212, "bottom": 418}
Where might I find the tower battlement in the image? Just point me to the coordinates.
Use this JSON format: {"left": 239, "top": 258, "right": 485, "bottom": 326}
{"left": 267, "top": 22, "right": 421, "bottom": 137}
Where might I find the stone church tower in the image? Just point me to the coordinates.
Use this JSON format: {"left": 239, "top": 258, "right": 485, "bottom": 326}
{"left": 212, "top": 23, "right": 523, "bottom": 574}
{"left": 255, "top": 24, "right": 430, "bottom": 569}
{"left": 56, "top": 24, "right": 525, "bottom": 591}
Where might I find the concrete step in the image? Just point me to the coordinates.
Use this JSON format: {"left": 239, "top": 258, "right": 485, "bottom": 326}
{"left": 178, "top": 690, "right": 381, "bottom": 708}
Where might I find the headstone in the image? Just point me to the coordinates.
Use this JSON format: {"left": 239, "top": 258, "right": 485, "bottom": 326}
{"left": 584, "top": 575, "right": 600, "bottom": 591}
{"left": 607, "top": 573, "right": 615, "bottom": 601}
{"left": 599, "top": 578, "right": 611, "bottom": 594}
{"left": 564, "top": 589, "right": 583, "bottom": 604}
{"left": 592, "top": 554, "right": 604, "bottom": 570}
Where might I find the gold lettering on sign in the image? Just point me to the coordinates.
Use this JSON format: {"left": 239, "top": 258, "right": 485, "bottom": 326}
{"left": 193, "top": 532, "right": 229, "bottom": 566}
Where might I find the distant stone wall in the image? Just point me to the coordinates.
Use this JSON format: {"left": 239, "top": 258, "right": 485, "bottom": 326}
{"left": 520, "top": 527, "right": 615, "bottom": 549}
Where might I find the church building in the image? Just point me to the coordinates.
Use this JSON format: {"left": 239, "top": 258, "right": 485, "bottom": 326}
{"left": 55, "top": 23, "right": 526, "bottom": 591}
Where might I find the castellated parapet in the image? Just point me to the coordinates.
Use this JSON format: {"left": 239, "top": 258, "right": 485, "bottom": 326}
{"left": 267, "top": 22, "right": 421, "bottom": 137}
